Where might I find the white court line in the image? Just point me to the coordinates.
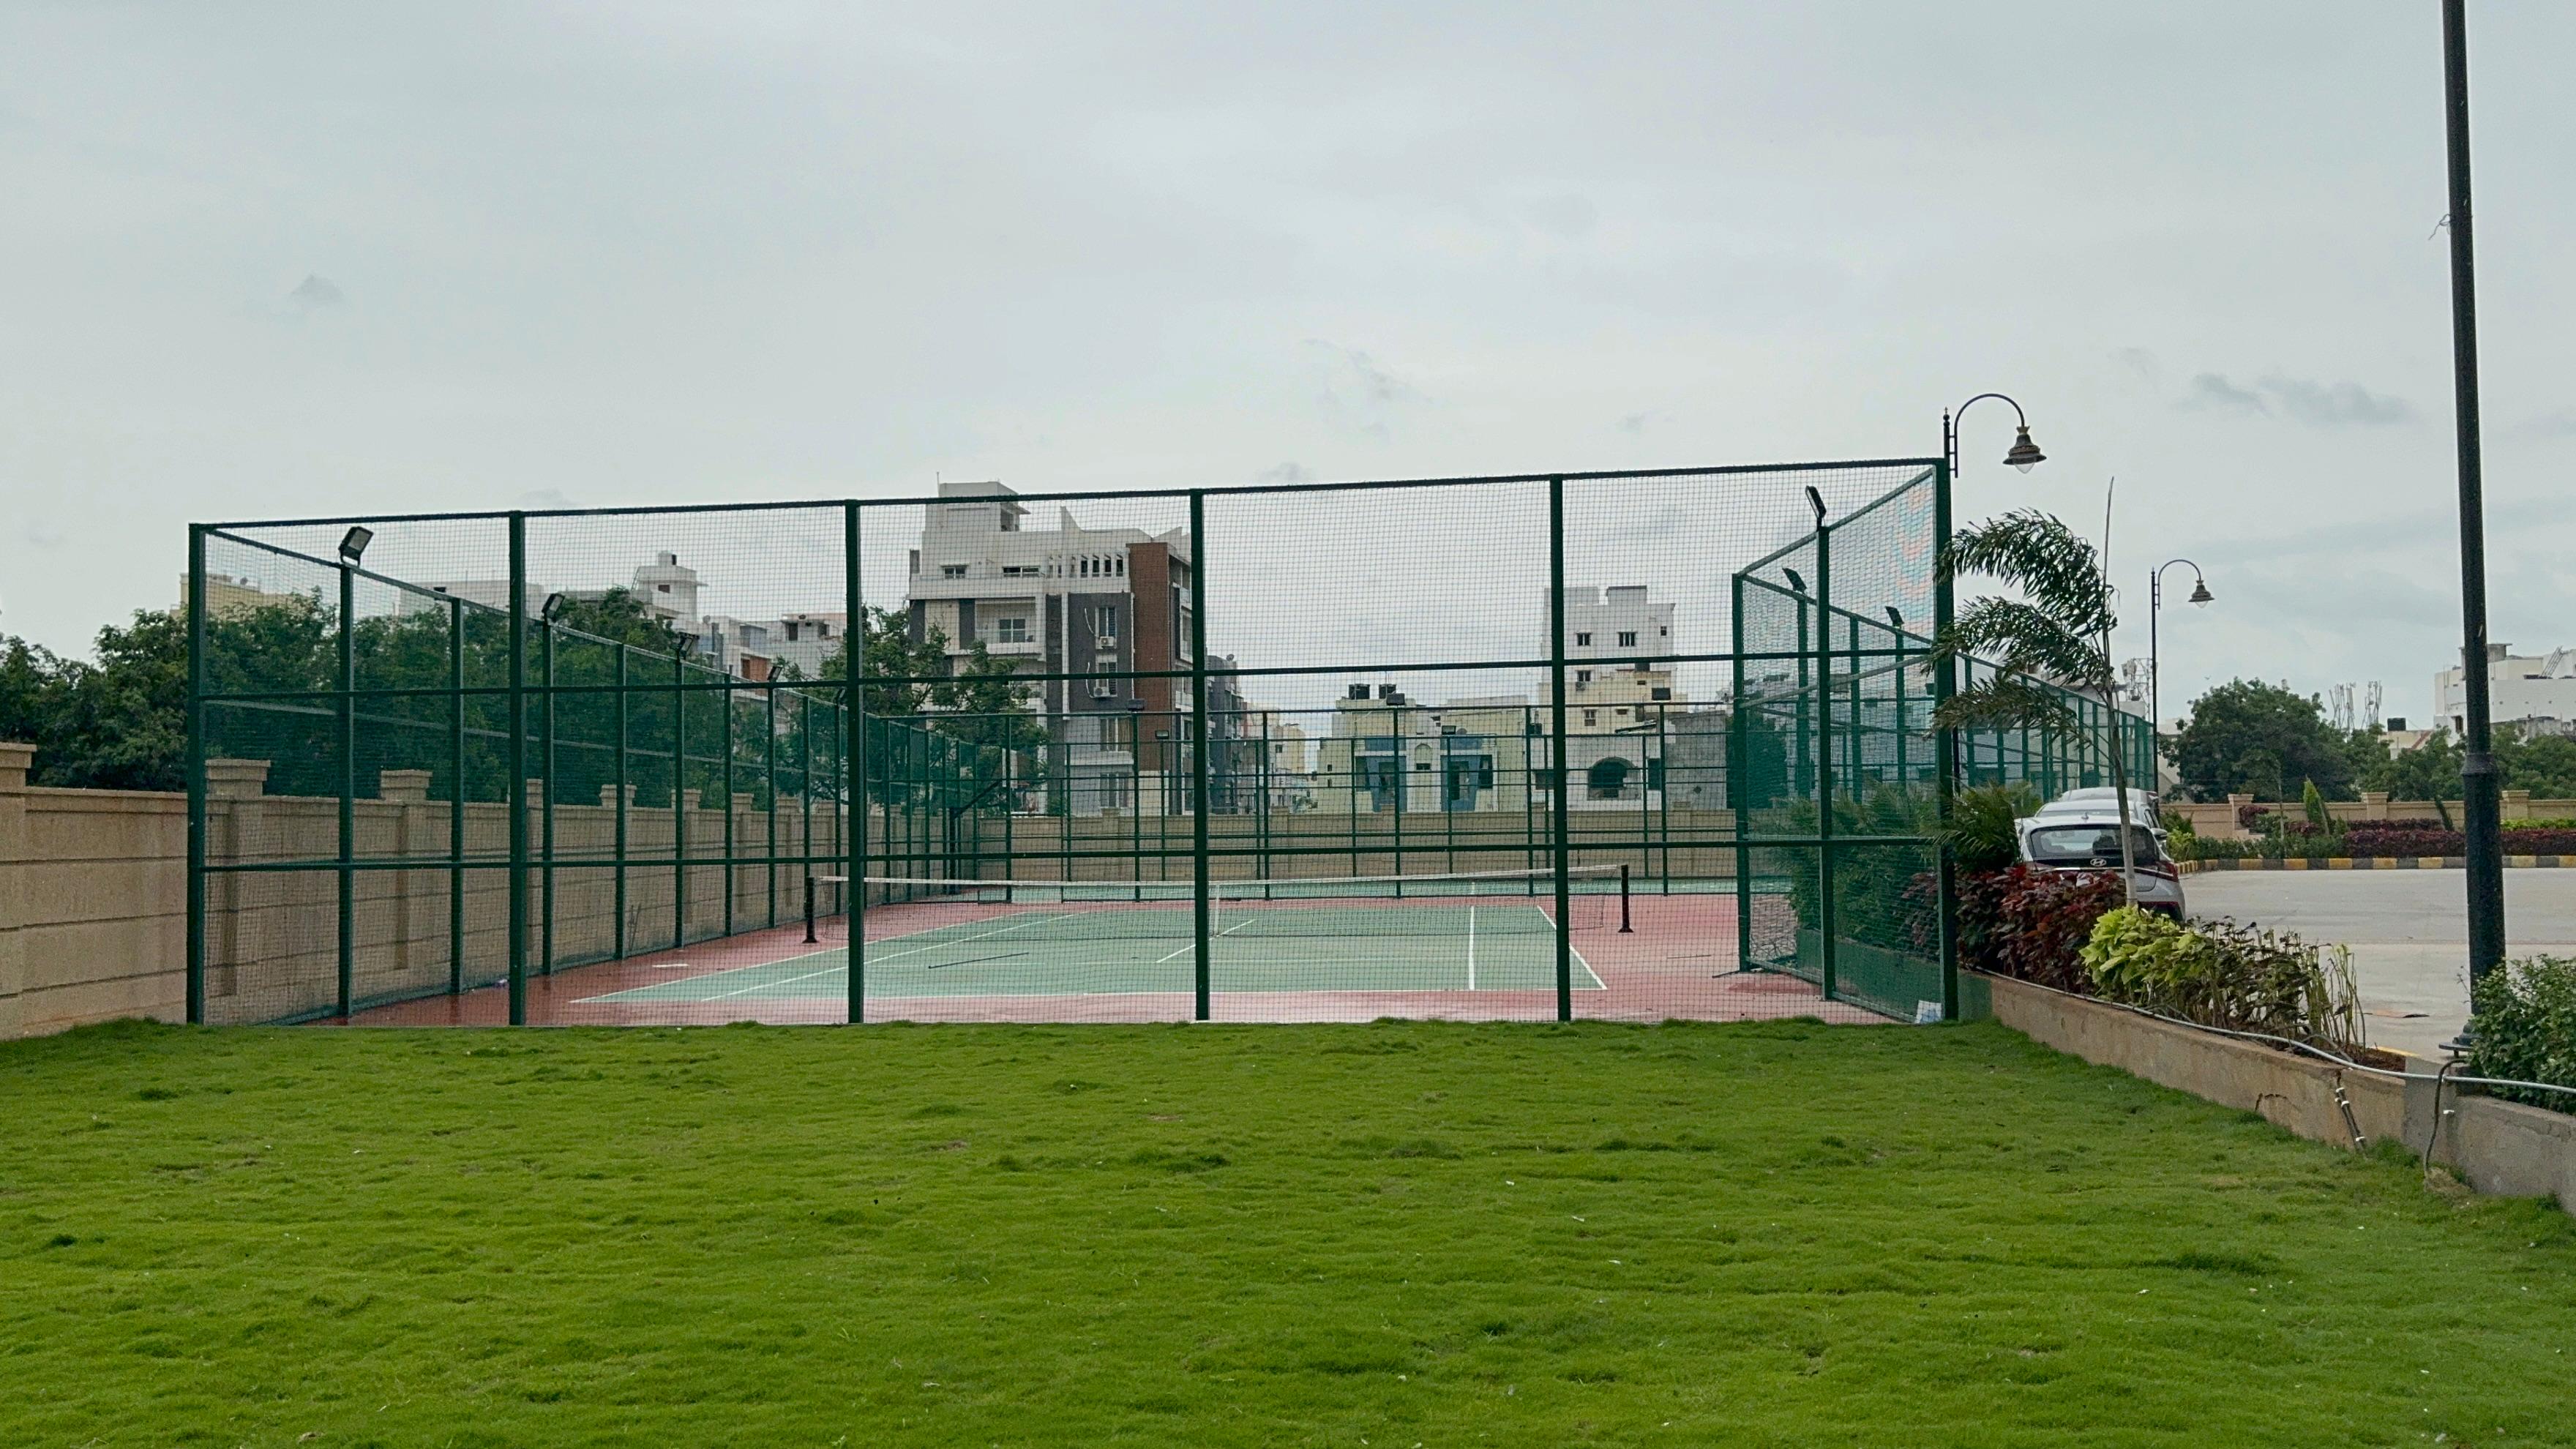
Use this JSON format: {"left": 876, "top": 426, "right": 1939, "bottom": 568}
{"left": 1467, "top": 907, "right": 1478, "bottom": 992}
{"left": 702, "top": 913, "right": 1075, "bottom": 1000}
{"left": 1154, "top": 914, "right": 1254, "bottom": 964}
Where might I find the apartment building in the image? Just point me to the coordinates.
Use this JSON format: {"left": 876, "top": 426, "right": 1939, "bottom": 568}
{"left": 905, "top": 480, "right": 1245, "bottom": 814}
{"left": 1549, "top": 585, "right": 1686, "bottom": 733}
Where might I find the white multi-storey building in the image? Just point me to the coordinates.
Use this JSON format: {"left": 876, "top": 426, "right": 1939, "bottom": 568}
{"left": 2437, "top": 645, "right": 2576, "bottom": 738}
{"left": 1548, "top": 585, "right": 1685, "bottom": 734}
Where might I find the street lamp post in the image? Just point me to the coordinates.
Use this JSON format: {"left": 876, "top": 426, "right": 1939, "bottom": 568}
{"left": 1942, "top": 393, "right": 2046, "bottom": 484}
{"left": 2148, "top": 560, "right": 2213, "bottom": 740}
{"left": 2440, "top": 0, "right": 2506, "bottom": 1016}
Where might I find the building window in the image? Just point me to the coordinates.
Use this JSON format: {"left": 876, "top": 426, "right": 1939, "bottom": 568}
{"left": 1650, "top": 686, "right": 1671, "bottom": 702}
{"left": 941, "top": 564, "right": 967, "bottom": 578}
{"left": 1618, "top": 630, "right": 1637, "bottom": 647}
{"left": 1576, "top": 668, "right": 1592, "bottom": 684}
{"left": 1575, "top": 632, "right": 1592, "bottom": 646}
{"left": 1583, "top": 709, "right": 1598, "bottom": 727}
{"left": 993, "top": 617, "right": 1030, "bottom": 645}
{"left": 1090, "top": 605, "right": 1119, "bottom": 639}
{"left": 1587, "top": 757, "right": 1630, "bottom": 800}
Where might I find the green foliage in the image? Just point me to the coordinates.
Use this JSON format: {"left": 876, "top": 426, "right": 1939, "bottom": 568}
{"left": 1781, "top": 786, "right": 1940, "bottom": 954}
{"left": 2168, "top": 679, "right": 2358, "bottom": 802}
{"left": 2301, "top": 778, "right": 2328, "bottom": 831}
{"left": 2466, "top": 956, "right": 2576, "bottom": 1115}
{"left": 2078, "top": 906, "right": 2364, "bottom": 1050}
{"left": 1937, "top": 782, "right": 2041, "bottom": 875}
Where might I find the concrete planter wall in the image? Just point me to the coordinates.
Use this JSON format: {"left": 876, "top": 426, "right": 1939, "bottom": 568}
{"left": 1974, "top": 971, "right": 2576, "bottom": 1219}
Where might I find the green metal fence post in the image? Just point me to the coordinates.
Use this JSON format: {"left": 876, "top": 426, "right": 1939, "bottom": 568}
{"left": 613, "top": 645, "right": 629, "bottom": 962}
{"left": 1933, "top": 458, "right": 1962, "bottom": 1022}
{"left": 1731, "top": 573, "right": 1753, "bottom": 974}
{"left": 449, "top": 594, "right": 465, "bottom": 996}
{"left": 1189, "top": 490, "right": 1212, "bottom": 1021}
{"left": 671, "top": 645, "right": 687, "bottom": 951}
{"left": 847, "top": 501, "right": 867, "bottom": 1025}
{"left": 184, "top": 525, "right": 207, "bottom": 1025}
{"left": 1815, "top": 514, "right": 1837, "bottom": 1006}
{"left": 337, "top": 547, "right": 356, "bottom": 1019}
{"left": 506, "top": 512, "right": 528, "bottom": 1026}
{"left": 539, "top": 613, "right": 555, "bottom": 976}
{"left": 1549, "top": 476, "right": 1572, "bottom": 1022}
{"left": 722, "top": 672, "right": 735, "bottom": 941}
{"left": 766, "top": 683, "right": 779, "bottom": 929}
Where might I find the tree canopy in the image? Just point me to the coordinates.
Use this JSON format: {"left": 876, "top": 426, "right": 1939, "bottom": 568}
{"left": 2165, "top": 679, "right": 2360, "bottom": 801}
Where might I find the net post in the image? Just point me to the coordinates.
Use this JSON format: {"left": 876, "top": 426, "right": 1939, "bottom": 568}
{"left": 449, "top": 595, "right": 466, "bottom": 997}
{"left": 1618, "top": 864, "right": 1631, "bottom": 932}
{"left": 722, "top": 670, "right": 735, "bottom": 942}
{"left": 184, "top": 523, "right": 207, "bottom": 1025}
{"left": 337, "top": 545, "right": 355, "bottom": 1019}
{"left": 1549, "top": 476, "right": 1573, "bottom": 1022}
{"left": 1933, "top": 457, "right": 1961, "bottom": 1023}
{"left": 506, "top": 510, "right": 528, "bottom": 1026}
{"left": 806, "top": 873, "right": 818, "bottom": 944}
{"left": 1189, "top": 489, "right": 1211, "bottom": 1022}
{"left": 846, "top": 499, "right": 866, "bottom": 1026}
{"left": 1815, "top": 511, "right": 1837, "bottom": 1005}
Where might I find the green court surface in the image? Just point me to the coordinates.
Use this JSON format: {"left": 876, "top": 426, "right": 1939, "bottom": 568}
{"left": 587, "top": 901, "right": 1608, "bottom": 1002}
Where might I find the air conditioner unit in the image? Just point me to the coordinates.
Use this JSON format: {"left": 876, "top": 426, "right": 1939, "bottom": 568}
{"left": 1090, "top": 683, "right": 1117, "bottom": 700}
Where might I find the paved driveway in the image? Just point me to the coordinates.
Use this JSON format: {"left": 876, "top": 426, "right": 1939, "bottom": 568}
{"left": 2184, "top": 870, "right": 2576, "bottom": 1060}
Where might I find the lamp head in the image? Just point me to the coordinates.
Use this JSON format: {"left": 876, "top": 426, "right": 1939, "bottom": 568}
{"left": 2004, "top": 426, "right": 2046, "bottom": 473}
{"left": 337, "top": 525, "right": 374, "bottom": 562}
{"left": 1783, "top": 568, "right": 1807, "bottom": 594}
{"left": 1803, "top": 484, "right": 1827, "bottom": 523}
{"left": 1884, "top": 606, "right": 1904, "bottom": 631}
{"left": 2189, "top": 578, "right": 2214, "bottom": 608}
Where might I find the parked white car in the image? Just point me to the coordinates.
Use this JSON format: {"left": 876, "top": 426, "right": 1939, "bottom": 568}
{"left": 2016, "top": 798, "right": 2186, "bottom": 917}
{"left": 2027, "top": 787, "right": 2168, "bottom": 849}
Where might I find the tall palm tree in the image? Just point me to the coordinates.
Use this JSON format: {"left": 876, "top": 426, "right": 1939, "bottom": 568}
{"left": 1931, "top": 508, "right": 2142, "bottom": 900}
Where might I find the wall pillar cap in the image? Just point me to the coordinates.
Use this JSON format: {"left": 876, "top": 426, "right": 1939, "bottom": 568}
{"left": 205, "top": 758, "right": 271, "bottom": 798}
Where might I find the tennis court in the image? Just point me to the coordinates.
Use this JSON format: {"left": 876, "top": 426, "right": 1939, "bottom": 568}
{"left": 585, "top": 870, "right": 1611, "bottom": 1004}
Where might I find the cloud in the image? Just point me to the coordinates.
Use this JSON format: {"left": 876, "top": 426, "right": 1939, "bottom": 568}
{"left": 2260, "top": 375, "right": 2414, "bottom": 427}
{"left": 288, "top": 274, "right": 347, "bottom": 310}
{"left": 2180, "top": 372, "right": 2414, "bottom": 426}
{"left": 1524, "top": 193, "right": 1598, "bottom": 240}
{"left": 2183, "top": 372, "right": 2267, "bottom": 413}
{"left": 1617, "top": 409, "right": 1665, "bottom": 435}
{"left": 2116, "top": 348, "right": 2162, "bottom": 386}
{"left": 517, "top": 488, "right": 578, "bottom": 510}
{"left": 1299, "top": 340, "right": 1422, "bottom": 440}
{"left": 1254, "top": 461, "right": 1314, "bottom": 484}
{"left": 23, "top": 518, "right": 68, "bottom": 550}
{"left": 2512, "top": 409, "right": 2576, "bottom": 440}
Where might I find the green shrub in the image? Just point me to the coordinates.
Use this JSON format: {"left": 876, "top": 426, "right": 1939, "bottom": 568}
{"left": 2465, "top": 956, "right": 2576, "bottom": 1115}
{"left": 1938, "top": 782, "right": 2040, "bottom": 875}
{"left": 2302, "top": 779, "right": 2330, "bottom": 831}
{"left": 2078, "top": 906, "right": 2363, "bottom": 1051}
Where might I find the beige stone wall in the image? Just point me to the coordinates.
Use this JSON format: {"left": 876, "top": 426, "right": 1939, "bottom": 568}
{"left": 2169, "top": 792, "right": 2576, "bottom": 839}
{"left": 0, "top": 744, "right": 189, "bottom": 1038}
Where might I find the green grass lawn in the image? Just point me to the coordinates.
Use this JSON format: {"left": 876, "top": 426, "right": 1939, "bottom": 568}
{"left": 4, "top": 1019, "right": 2570, "bottom": 1447}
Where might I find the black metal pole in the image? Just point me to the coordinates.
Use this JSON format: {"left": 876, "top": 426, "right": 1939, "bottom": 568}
{"left": 2443, "top": 0, "right": 2505, "bottom": 1003}
{"left": 1189, "top": 491, "right": 1212, "bottom": 1022}
{"left": 506, "top": 512, "right": 528, "bottom": 1025}
{"left": 1549, "top": 476, "right": 1573, "bottom": 1022}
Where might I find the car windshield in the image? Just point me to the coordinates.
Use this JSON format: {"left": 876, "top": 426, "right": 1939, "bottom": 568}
{"left": 2025, "top": 823, "right": 2163, "bottom": 866}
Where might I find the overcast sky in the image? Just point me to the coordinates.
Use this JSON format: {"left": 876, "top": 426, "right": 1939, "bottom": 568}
{"left": 4, "top": 2, "right": 2572, "bottom": 726}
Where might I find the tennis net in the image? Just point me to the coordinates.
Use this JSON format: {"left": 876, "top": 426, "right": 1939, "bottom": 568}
{"left": 809, "top": 866, "right": 1625, "bottom": 941}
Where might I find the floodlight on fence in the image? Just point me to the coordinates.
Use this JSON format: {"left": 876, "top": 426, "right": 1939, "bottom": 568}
{"left": 337, "top": 526, "right": 373, "bottom": 562}
{"left": 1783, "top": 568, "right": 1806, "bottom": 594}
{"left": 1885, "top": 606, "right": 1904, "bottom": 630}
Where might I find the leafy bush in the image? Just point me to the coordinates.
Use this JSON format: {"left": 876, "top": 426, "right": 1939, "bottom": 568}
{"left": 1958, "top": 865, "right": 2122, "bottom": 990}
{"left": 2079, "top": 906, "right": 2364, "bottom": 1052}
{"left": 1937, "top": 782, "right": 2041, "bottom": 875}
{"left": 2465, "top": 956, "right": 2576, "bottom": 1115}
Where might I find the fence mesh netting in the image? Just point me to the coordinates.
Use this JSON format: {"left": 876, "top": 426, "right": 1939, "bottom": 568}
{"left": 188, "top": 460, "right": 2152, "bottom": 1027}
